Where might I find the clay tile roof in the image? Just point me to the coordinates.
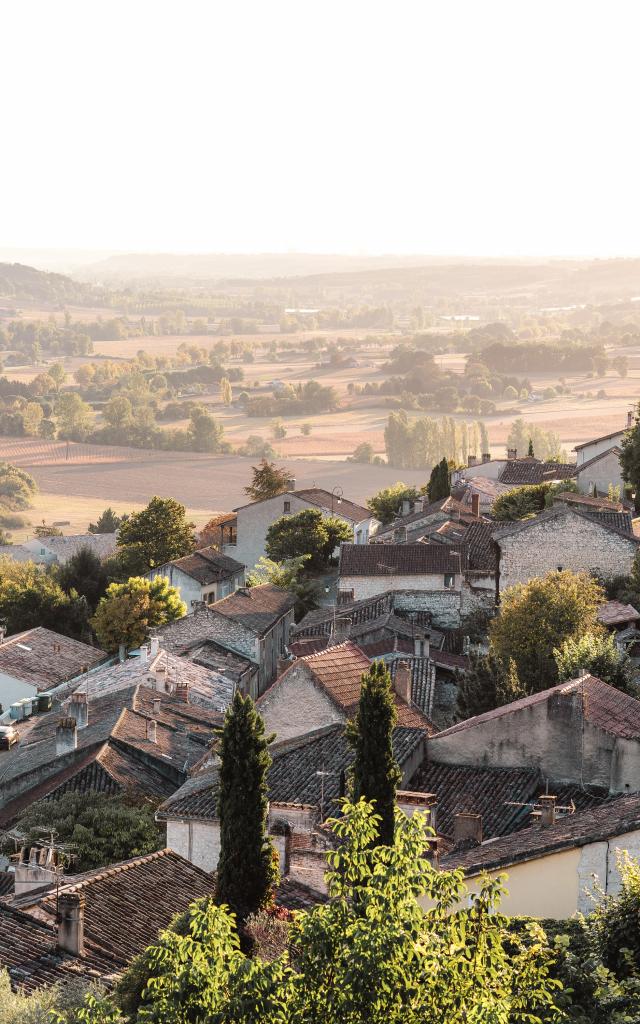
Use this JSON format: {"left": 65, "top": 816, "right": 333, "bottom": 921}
{"left": 0, "top": 627, "right": 106, "bottom": 689}
{"left": 35, "top": 849, "right": 216, "bottom": 970}
{"left": 464, "top": 521, "right": 498, "bottom": 571}
{"left": 291, "top": 641, "right": 434, "bottom": 730}
{"left": 211, "top": 584, "right": 296, "bottom": 635}
{"left": 276, "top": 877, "right": 328, "bottom": 910}
{"left": 554, "top": 491, "right": 625, "bottom": 511}
{"left": 292, "top": 488, "right": 372, "bottom": 523}
{"left": 441, "top": 792, "right": 640, "bottom": 875}
{"left": 339, "top": 543, "right": 467, "bottom": 576}
{"left": 433, "top": 674, "right": 640, "bottom": 742}
{"left": 33, "top": 533, "right": 118, "bottom": 561}
{"left": 0, "top": 904, "right": 114, "bottom": 992}
{"left": 155, "top": 546, "right": 244, "bottom": 585}
{"left": 597, "top": 600, "right": 640, "bottom": 627}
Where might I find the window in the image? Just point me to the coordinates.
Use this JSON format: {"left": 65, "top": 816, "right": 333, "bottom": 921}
{"left": 283, "top": 500, "right": 291, "bottom": 513}
{"left": 444, "top": 573, "right": 455, "bottom": 589}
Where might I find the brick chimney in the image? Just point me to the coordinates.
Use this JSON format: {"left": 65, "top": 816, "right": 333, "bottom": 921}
{"left": 56, "top": 717, "right": 77, "bottom": 756}
{"left": 507, "top": 448, "right": 517, "bottom": 460}
{"left": 482, "top": 452, "right": 491, "bottom": 464}
{"left": 146, "top": 719, "right": 157, "bottom": 743}
{"left": 57, "top": 892, "right": 85, "bottom": 956}
{"left": 453, "top": 812, "right": 483, "bottom": 848}
{"left": 471, "top": 493, "right": 480, "bottom": 518}
{"left": 175, "top": 682, "right": 189, "bottom": 702}
{"left": 538, "top": 795, "right": 556, "bottom": 827}
{"left": 68, "top": 691, "right": 88, "bottom": 729}
{"left": 468, "top": 454, "right": 479, "bottom": 467}
{"left": 393, "top": 660, "right": 412, "bottom": 704}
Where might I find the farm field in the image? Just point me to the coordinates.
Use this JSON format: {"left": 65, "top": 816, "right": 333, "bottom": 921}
{"left": 0, "top": 438, "right": 430, "bottom": 534}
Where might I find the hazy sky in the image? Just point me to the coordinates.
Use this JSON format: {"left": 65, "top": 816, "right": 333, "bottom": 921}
{"left": 3, "top": 1, "right": 640, "bottom": 256}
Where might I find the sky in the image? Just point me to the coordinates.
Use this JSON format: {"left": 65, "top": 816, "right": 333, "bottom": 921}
{"left": 2, "top": 0, "right": 640, "bottom": 257}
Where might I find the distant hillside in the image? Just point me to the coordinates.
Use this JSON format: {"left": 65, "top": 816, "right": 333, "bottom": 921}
{"left": 0, "top": 262, "right": 94, "bottom": 307}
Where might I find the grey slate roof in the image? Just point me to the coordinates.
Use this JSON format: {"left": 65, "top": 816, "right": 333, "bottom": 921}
{"left": 210, "top": 584, "right": 296, "bottom": 635}
{"left": 33, "top": 533, "right": 118, "bottom": 561}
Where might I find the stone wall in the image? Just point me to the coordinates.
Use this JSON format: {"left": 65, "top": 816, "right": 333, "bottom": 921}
{"left": 497, "top": 512, "right": 638, "bottom": 591}
{"left": 576, "top": 448, "right": 626, "bottom": 498}
{"left": 259, "top": 664, "right": 344, "bottom": 742}
{"left": 427, "top": 689, "right": 640, "bottom": 793}
{"left": 577, "top": 827, "right": 640, "bottom": 913}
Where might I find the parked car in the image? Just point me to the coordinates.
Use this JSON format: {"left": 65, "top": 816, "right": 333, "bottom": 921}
{"left": 0, "top": 725, "right": 19, "bottom": 750}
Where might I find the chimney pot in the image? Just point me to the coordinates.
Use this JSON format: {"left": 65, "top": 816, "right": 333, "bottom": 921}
{"left": 56, "top": 717, "right": 77, "bottom": 756}
{"left": 68, "top": 691, "right": 88, "bottom": 729}
{"left": 471, "top": 493, "right": 480, "bottom": 518}
{"left": 140, "top": 645, "right": 149, "bottom": 664}
{"left": 539, "top": 795, "right": 556, "bottom": 827}
{"left": 401, "top": 499, "right": 411, "bottom": 516}
{"left": 393, "top": 660, "right": 412, "bottom": 705}
{"left": 468, "top": 454, "right": 479, "bottom": 467}
{"left": 453, "top": 812, "right": 483, "bottom": 848}
{"left": 482, "top": 452, "right": 491, "bottom": 464}
{"left": 57, "top": 892, "right": 85, "bottom": 957}
{"left": 507, "top": 448, "right": 517, "bottom": 460}
{"left": 627, "top": 410, "right": 634, "bottom": 429}
{"left": 146, "top": 719, "right": 157, "bottom": 743}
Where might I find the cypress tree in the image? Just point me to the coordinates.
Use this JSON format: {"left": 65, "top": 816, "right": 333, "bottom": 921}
{"left": 528, "top": 438, "right": 535, "bottom": 457}
{"left": 216, "top": 692, "right": 277, "bottom": 923}
{"left": 427, "top": 457, "right": 450, "bottom": 501}
{"left": 347, "top": 661, "right": 401, "bottom": 845}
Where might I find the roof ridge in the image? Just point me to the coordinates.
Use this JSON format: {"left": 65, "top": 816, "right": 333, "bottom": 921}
{"left": 62, "top": 848, "right": 174, "bottom": 890}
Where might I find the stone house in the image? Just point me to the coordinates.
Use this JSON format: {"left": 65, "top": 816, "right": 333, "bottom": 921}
{"left": 427, "top": 673, "right": 640, "bottom": 794}
{"left": 20, "top": 533, "right": 118, "bottom": 566}
{"left": 257, "top": 641, "right": 434, "bottom": 744}
{"left": 441, "top": 793, "right": 640, "bottom": 918}
{"left": 156, "top": 720, "right": 428, "bottom": 875}
{"left": 154, "top": 584, "right": 296, "bottom": 697}
{"left": 0, "top": 628, "right": 107, "bottom": 711}
{"left": 145, "top": 546, "right": 245, "bottom": 609}
{"left": 574, "top": 418, "right": 630, "bottom": 468}
{"left": 492, "top": 503, "right": 639, "bottom": 592}
{"left": 576, "top": 446, "right": 625, "bottom": 498}
{"left": 223, "top": 487, "right": 379, "bottom": 570}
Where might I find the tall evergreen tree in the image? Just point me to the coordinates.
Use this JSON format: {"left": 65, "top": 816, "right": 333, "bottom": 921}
{"left": 427, "top": 456, "right": 450, "bottom": 501}
{"left": 216, "top": 692, "right": 277, "bottom": 922}
{"left": 527, "top": 438, "right": 535, "bottom": 457}
{"left": 347, "top": 661, "right": 401, "bottom": 845}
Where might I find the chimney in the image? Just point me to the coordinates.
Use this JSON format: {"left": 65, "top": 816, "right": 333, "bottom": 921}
{"left": 627, "top": 410, "right": 634, "bottom": 429}
{"left": 14, "top": 844, "right": 58, "bottom": 896}
{"left": 56, "top": 717, "right": 77, "bottom": 756}
{"left": 394, "top": 524, "right": 407, "bottom": 544}
{"left": 467, "top": 454, "right": 479, "bottom": 468}
{"left": 118, "top": 643, "right": 126, "bottom": 663}
{"left": 152, "top": 697, "right": 161, "bottom": 717}
{"left": 401, "top": 499, "right": 411, "bottom": 516}
{"left": 146, "top": 719, "right": 157, "bottom": 743}
{"left": 331, "top": 616, "right": 351, "bottom": 645}
{"left": 176, "top": 682, "right": 189, "bottom": 702}
{"left": 507, "top": 448, "right": 517, "bottom": 460}
{"left": 57, "top": 892, "right": 85, "bottom": 957}
{"left": 453, "top": 812, "right": 483, "bottom": 848}
{"left": 471, "top": 493, "right": 480, "bottom": 518}
{"left": 414, "top": 633, "right": 430, "bottom": 659}
{"left": 140, "top": 645, "right": 149, "bottom": 665}
{"left": 67, "top": 691, "right": 88, "bottom": 729}
{"left": 286, "top": 476, "right": 296, "bottom": 490}
{"left": 149, "top": 636, "right": 160, "bottom": 658}
{"left": 482, "top": 452, "right": 491, "bottom": 464}
{"left": 538, "top": 795, "right": 556, "bottom": 827}
{"left": 393, "top": 660, "right": 412, "bottom": 705}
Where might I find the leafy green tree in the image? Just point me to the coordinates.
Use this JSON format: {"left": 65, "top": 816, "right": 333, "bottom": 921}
{"left": 48, "top": 361, "right": 67, "bottom": 391}
{"left": 0, "top": 461, "right": 37, "bottom": 510}
{"left": 88, "top": 507, "right": 126, "bottom": 534}
{"left": 57, "top": 545, "right": 109, "bottom": 612}
{"left": 246, "top": 555, "right": 318, "bottom": 619}
{"left": 216, "top": 692, "right": 278, "bottom": 923}
{"left": 22, "top": 401, "right": 43, "bottom": 436}
{"left": 103, "top": 801, "right": 561, "bottom": 1024}
{"left": 426, "top": 457, "right": 450, "bottom": 501}
{"left": 348, "top": 441, "right": 375, "bottom": 463}
{"left": 492, "top": 482, "right": 551, "bottom": 521}
{"left": 91, "top": 575, "right": 186, "bottom": 652}
{"left": 620, "top": 405, "right": 640, "bottom": 511}
{"left": 55, "top": 392, "right": 94, "bottom": 440}
{"left": 554, "top": 631, "right": 634, "bottom": 694}
{"left": 347, "top": 661, "right": 401, "bottom": 845}
{"left": 244, "top": 459, "right": 292, "bottom": 501}
{"left": 103, "top": 395, "right": 133, "bottom": 428}
{"left": 11, "top": 792, "right": 161, "bottom": 873}
{"left": 0, "top": 558, "right": 89, "bottom": 638}
{"left": 490, "top": 570, "right": 605, "bottom": 693}
{"left": 366, "top": 483, "right": 421, "bottom": 524}
{"left": 188, "top": 407, "right": 226, "bottom": 452}
{"left": 0, "top": 969, "right": 100, "bottom": 1024}
{"left": 456, "top": 653, "right": 525, "bottom": 719}
{"left": 116, "top": 496, "right": 195, "bottom": 569}
{"left": 265, "top": 508, "right": 351, "bottom": 570}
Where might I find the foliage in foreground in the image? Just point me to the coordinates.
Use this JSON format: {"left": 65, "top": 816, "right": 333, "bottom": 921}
{"left": 77, "top": 802, "right": 561, "bottom": 1024}
{"left": 91, "top": 575, "right": 186, "bottom": 652}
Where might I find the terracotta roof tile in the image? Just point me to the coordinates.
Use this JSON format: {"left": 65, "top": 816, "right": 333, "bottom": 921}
{"left": 210, "top": 584, "right": 296, "bottom": 635}
{"left": 339, "top": 543, "right": 467, "bottom": 576}
{"left": 0, "top": 627, "right": 106, "bottom": 690}
{"left": 597, "top": 600, "right": 640, "bottom": 626}
{"left": 154, "top": 546, "right": 244, "bottom": 585}
{"left": 291, "top": 488, "right": 372, "bottom": 523}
